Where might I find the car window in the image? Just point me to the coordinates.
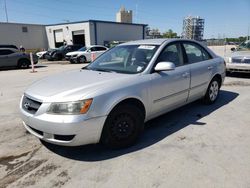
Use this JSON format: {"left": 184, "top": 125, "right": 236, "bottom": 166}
{"left": 183, "top": 43, "right": 211, "bottom": 63}
{"left": 0, "top": 49, "right": 14, "bottom": 56}
{"left": 156, "top": 43, "right": 183, "bottom": 67}
{"left": 95, "top": 47, "right": 106, "bottom": 51}
{"left": 90, "top": 47, "right": 98, "bottom": 52}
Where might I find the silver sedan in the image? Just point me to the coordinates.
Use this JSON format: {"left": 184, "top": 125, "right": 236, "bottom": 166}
{"left": 20, "top": 39, "right": 226, "bottom": 148}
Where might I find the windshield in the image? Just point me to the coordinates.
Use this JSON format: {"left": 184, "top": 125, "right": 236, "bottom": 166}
{"left": 238, "top": 41, "right": 250, "bottom": 50}
{"left": 58, "top": 46, "right": 65, "bottom": 50}
{"left": 78, "top": 47, "right": 87, "bottom": 51}
{"left": 86, "top": 44, "right": 159, "bottom": 74}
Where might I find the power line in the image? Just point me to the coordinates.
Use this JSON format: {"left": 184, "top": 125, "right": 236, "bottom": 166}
{"left": 4, "top": 0, "right": 8, "bottom": 22}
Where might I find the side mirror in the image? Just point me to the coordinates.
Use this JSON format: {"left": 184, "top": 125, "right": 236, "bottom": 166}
{"left": 231, "top": 47, "right": 236, "bottom": 52}
{"left": 154, "top": 62, "right": 175, "bottom": 72}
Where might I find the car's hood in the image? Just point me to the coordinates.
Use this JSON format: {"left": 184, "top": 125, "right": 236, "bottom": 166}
{"left": 25, "top": 69, "right": 134, "bottom": 102}
{"left": 232, "top": 51, "right": 250, "bottom": 58}
{"left": 66, "top": 51, "right": 85, "bottom": 56}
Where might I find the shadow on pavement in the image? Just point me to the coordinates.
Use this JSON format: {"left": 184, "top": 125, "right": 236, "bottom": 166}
{"left": 0, "top": 65, "right": 47, "bottom": 71}
{"left": 43, "top": 90, "right": 238, "bottom": 162}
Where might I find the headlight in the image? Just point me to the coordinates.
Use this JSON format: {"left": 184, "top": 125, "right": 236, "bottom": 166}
{"left": 47, "top": 99, "right": 93, "bottom": 115}
{"left": 228, "top": 57, "right": 232, "bottom": 63}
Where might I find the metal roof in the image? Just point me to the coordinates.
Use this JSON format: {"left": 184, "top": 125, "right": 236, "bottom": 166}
{"left": 46, "top": 19, "right": 147, "bottom": 27}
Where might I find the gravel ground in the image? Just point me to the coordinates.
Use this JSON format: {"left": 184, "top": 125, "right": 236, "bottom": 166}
{"left": 0, "top": 61, "right": 250, "bottom": 188}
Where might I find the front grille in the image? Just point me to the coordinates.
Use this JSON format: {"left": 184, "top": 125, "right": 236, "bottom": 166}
{"left": 232, "top": 58, "right": 250, "bottom": 64}
{"left": 22, "top": 96, "right": 42, "bottom": 114}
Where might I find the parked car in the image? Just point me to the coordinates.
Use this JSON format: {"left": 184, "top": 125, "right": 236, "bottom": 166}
{"left": 0, "top": 48, "right": 38, "bottom": 68}
{"left": 0, "top": 44, "right": 18, "bottom": 50}
{"left": 226, "top": 40, "right": 250, "bottom": 73}
{"left": 36, "top": 50, "right": 47, "bottom": 59}
{"left": 20, "top": 39, "right": 225, "bottom": 148}
{"left": 65, "top": 45, "right": 108, "bottom": 63}
{"left": 45, "top": 44, "right": 84, "bottom": 61}
{"left": 226, "top": 51, "right": 250, "bottom": 73}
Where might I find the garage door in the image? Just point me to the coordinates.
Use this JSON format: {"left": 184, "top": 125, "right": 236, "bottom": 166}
{"left": 72, "top": 30, "right": 85, "bottom": 45}
{"left": 54, "top": 29, "right": 63, "bottom": 42}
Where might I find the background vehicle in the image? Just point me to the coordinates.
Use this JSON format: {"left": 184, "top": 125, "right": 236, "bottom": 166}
{"left": 20, "top": 39, "right": 225, "bottom": 148}
{"left": 231, "top": 40, "right": 250, "bottom": 52}
{"left": 0, "top": 48, "right": 38, "bottom": 68}
{"left": 226, "top": 50, "right": 250, "bottom": 73}
{"left": 65, "top": 45, "right": 108, "bottom": 63}
{"left": 0, "top": 44, "right": 18, "bottom": 50}
{"left": 45, "top": 44, "right": 84, "bottom": 61}
{"left": 36, "top": 50, "right": 47, "bottom": 59}
{"left": 226, "top": 40, "right": 250, "bottom": 73}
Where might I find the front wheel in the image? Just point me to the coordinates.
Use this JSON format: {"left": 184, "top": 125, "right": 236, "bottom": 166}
{"left": 78, "top": 56, "right": 86, "bottom": 63}
{"left": 101, "top": 104, "right": 144, "bottom": 149}
{"left": 203, "top": 78, "right": 220, "bottom": 104}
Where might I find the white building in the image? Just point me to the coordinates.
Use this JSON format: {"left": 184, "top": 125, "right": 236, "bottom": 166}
{"left": 46, "top": 20, "right": 146, "bottom": 48}
{"left": 0, "top": 20, "right": 147, "bottom": 50}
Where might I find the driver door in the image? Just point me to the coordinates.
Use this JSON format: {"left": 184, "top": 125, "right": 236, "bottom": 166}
{"left": 149, "top": 42, "right": 191, "bottom": 116}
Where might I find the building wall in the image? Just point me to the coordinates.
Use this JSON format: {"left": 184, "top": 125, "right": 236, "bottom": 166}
{"left": 0, "top": 22, "right": 47, "bottom": 49}
{"left": 94, "top": 22, "right": 144, "bottom": 45}
{"left": 45, "top": 22, "right": 91, "bottom": 48}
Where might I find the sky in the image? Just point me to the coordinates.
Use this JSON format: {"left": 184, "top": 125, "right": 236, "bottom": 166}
{"left": 0, "top": 0, "right": 249, "bottom": 39}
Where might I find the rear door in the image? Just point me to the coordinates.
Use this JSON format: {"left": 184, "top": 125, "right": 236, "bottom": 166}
{"left": 182, "top": 42, "right": 214, "bottom": 101}
{"left": 150, "top": 42, "right": 191, "bottom": 116}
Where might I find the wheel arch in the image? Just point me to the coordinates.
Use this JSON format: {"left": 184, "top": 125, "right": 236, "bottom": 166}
{"left": 211, "top": 73, "right": 222, "bottom": 88}
{"left": 106, "top": 97, "right": 146, "bottom": 121}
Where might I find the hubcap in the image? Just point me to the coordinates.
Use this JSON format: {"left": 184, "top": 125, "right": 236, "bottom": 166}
{"left": 110, "top": 114, "right": 135, "bottom": 140}
{"left": 209, "top": 81, "right": 219, "bottom": 101}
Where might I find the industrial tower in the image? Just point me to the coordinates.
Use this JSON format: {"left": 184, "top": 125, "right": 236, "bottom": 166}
{"left": 182, "top": 16, "right": 205, "bottom": 41}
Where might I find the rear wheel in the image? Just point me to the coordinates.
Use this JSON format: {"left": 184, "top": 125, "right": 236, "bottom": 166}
{"left": 203, "top": 77, "right": 220, "bottom": 104}
{"left": 101, "top": 104, "right": 144, "bottom": 149}
{"left": 17, "top": 59, "right": 30, "bottom": 69}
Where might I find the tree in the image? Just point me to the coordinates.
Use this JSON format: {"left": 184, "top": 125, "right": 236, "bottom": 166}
{"left": 162, "top": 29, "right": 178, "bottom": 38}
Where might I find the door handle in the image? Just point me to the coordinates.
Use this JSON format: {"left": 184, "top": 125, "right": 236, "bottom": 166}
{"left": 208, "top": 66, "right": 213, "bottom": 70}
{"left": 182, "top": 72, "right": 190, "bottom": 78}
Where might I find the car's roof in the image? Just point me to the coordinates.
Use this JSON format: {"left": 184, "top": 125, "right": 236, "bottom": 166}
{"left": 88, "top": 45, "right": 107, "bottom": 48}
{"left": 120, "top": 39, "right": 169, "bottom": 45}
{"left": 119, "top": 38, "right": 202, "bottom": 46}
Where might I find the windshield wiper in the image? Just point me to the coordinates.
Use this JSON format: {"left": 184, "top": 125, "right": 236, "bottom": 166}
{"left": 82, "top": 66, "right": 116, "bottom": 73}
{"left": 90, "top": 68, "right": 116, "bottom": 73}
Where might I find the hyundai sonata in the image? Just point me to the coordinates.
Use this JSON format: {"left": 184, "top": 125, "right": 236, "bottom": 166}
{"left": 20, "top": 39, "right": 225, "bottom": 148}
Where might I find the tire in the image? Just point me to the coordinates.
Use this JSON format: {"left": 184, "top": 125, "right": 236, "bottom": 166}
{"left": 101, "top": 104, "right": 144, "bottom": 149}
{"left": 203, "top": 77, "right": 220, "bottom": 104}
{"left": 17, "top": 59, "right": 30, "bottom": 69}
{"left": 79, "top": 56, "right": 86, "bottom": 63}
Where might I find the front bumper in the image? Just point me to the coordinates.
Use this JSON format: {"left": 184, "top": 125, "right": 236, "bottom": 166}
{"left": 226, "top": 63, "right": 250, "bottom": 73}
{"left": 20, "top": 97, "right": 107, "bottom": 146}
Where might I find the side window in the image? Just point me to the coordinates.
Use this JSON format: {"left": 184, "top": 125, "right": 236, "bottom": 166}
{"left": 0, "top": 50, "right": 14, "bottom": 56}
{"left": 90, "top": 47, "right": 98, "bottom": 52}
{"left": 157, "top": 43, "right": 183, "bottom": 67}
{"left": 97, "top": 47, "right": 107, "bottom": 51}
{"left": 183, "top": 43, "right": 211, "bottom": 63}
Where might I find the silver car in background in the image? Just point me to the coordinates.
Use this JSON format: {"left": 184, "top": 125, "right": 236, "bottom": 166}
{"left": 0, "top": 48, "right": 38, "bottom": 68}
{"left": 20, "top": 39, "right": 225, "bottom": 148}
{"left": 226, "top": 40, "right": 250, "bottom": 73}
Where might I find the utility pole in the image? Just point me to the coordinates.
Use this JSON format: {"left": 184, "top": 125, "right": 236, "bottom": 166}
{"left": 248, "top": 24, "right": 250, "bottom": 40}
{"left": 4, "top": 0, "right": 9, "bottom": 22}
